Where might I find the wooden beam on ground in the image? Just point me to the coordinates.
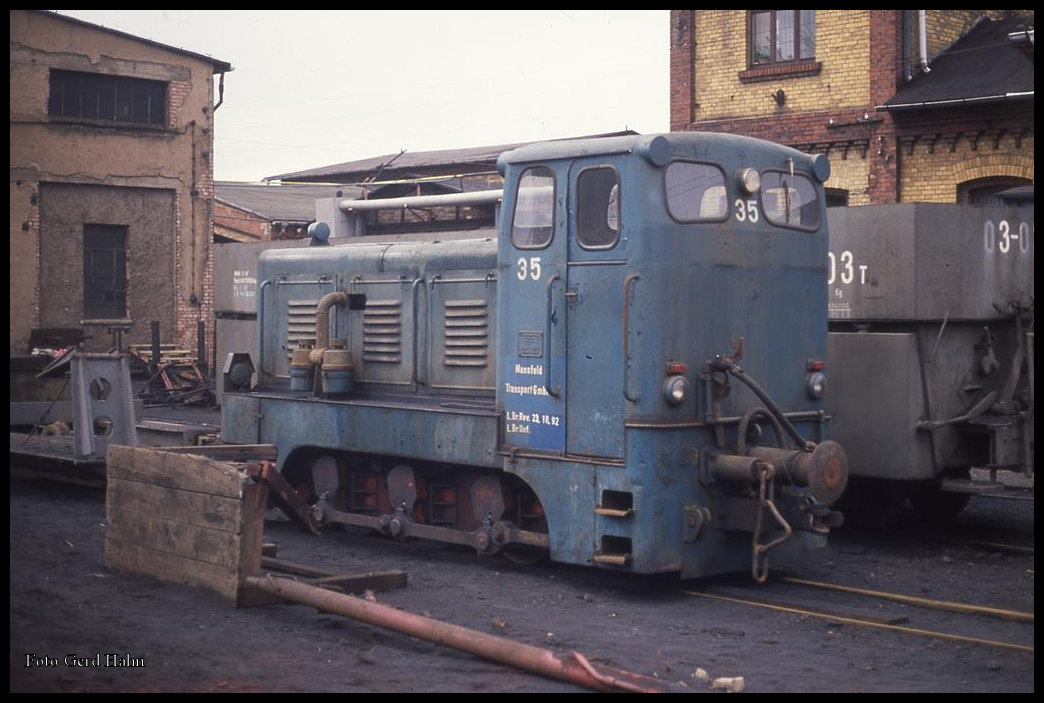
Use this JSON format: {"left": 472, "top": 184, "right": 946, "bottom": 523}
{"left": 237, "top": 560, "right": 408, "bottom": 607}
{"left": 156, "top": 444, "right": 278, "bottom": 462}
{"left": 105, "top": 445, "right": 269, "bottom": 605}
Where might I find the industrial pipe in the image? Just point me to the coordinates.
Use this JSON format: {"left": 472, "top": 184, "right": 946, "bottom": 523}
{"left": 242, "top": 575, "right": 672, "bottom": 693}
{"left": 309, "top": 290, "right": 348, "bottom": 366}
{"left": 339, "top": 189, "right": 503, "bottom": 214}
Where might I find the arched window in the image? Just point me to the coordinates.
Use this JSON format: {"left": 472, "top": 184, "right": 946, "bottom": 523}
{"left": 957, "top": 177, "right": 1032, "bottom": 206}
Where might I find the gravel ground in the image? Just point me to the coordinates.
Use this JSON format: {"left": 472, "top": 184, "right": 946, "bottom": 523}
{"left": 9, "top": 469, "right": 1033, "bottom": 693}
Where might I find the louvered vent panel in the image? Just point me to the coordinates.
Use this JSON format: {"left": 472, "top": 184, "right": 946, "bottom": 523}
{"left": 286, "top": 299, "right": 318, "bottom": 362}
{"left": 443, "top": 299, "right": 488, "bottom": 367}
{"left": 363, "top": 299, "right": 402, "bottom": 363}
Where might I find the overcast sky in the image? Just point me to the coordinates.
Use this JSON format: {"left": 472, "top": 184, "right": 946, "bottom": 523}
{"left": 52, "top": 10, "right": 670, "bottom": 183}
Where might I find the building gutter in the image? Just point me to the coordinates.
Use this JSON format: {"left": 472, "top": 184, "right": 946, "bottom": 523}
{"left": 875, "top": 91, "right": 1034, "bottom": 111}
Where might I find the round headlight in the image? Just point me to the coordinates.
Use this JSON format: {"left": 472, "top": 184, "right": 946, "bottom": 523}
{"left": 738, "top": 167, "right": 761, "bottom": 195}
{"left": 807, "top": 372, "right": 827, "bottom": 399}
{"left": 664, "top": 376, "right": 689, "bottom": 406}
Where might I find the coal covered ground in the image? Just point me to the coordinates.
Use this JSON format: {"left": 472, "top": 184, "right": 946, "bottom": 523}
{"left": 9, "top": 472, "right": 1033, "bottom": 693}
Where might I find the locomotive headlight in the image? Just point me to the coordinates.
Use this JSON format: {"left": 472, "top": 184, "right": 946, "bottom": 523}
{"left": 738, "top": 167, "right": 761, "bottom": 195}
{"left": 807, "top": 372, "right": 827, "bottom": 399}
{"left": 664, "top": 375, "right": 689, "bottom": 406}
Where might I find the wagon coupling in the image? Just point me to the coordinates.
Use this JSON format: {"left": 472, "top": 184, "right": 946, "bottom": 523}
{"left": 749, "top": 440, "right": 849, "bottom": 506}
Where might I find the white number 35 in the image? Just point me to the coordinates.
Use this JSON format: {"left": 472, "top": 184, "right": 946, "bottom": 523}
{"left": 734, "top": 198, "right": 759, "bottom": 223}
{"left": 517, "top": 256, "right": 542, "bottom": 281}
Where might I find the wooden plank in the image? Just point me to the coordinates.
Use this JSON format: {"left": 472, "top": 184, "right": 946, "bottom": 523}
{"left": 236, "top": 481, "right": 268, "bottom": 591}
{"left": 105, "top": 538, "right": 240, "bottom": 601}
{"left": 106, "top": 508, "right": 241, "bottom": 570}
{"left": 237, "top": 565, "right": 408, "bottom": 607}
{"left": 310, "top": 571, "right": 408, "bottom": 593}
{"left": 107, "top": 445, "right": 247, "bottom": 499}
{"left": 260, "top": 556, "right": 337, "bottom": 578}
{"left": 105, "top": 446, "right": 269, "bottom": 604}
{"left": 156, "top": 444, "right": 279, "bottom": 462}
{"left": 107, "top": 477, "right": 244, "bottom": 530}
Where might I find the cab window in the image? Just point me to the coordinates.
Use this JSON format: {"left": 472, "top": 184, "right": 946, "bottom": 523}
{"left": 664, "top": 161, "right": 728, "bottom": 222}
{"left": 576, "top": 166, "right": 620, "bottom": 249}
{"left": 760, "top": 171, "right": 821, "bottom": 230}
{"left": 511, "top": 166, "right": 555, "bottom": 249}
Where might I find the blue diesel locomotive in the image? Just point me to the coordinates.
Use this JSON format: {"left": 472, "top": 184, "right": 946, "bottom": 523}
{"left": 221, "top": 132, "right": 849, "bottom": 581}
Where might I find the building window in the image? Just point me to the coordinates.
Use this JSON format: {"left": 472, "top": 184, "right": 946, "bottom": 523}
{"left": 957, "top": 177, "right": 1032, "bottom": 206}
{"left": 84, "top": 225, "right": 128, "bottom": 320}
{"left": 49, "top": 69, "right": 167, "bottom": 127}
{"left": 750, "top": 10, "right": 815, "bottom": 66}
{"left": 825, "top": 188, "right": 850, "bottom": 208}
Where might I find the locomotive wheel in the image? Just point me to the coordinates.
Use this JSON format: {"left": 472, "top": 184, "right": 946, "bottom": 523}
{"left": 499, "top": 475, "right": 549, "bottom": 565}
{"left": 501, "top": 545, "right": 548, "bottom": 566}
{"left": 909, "top": 468, "right": 972, "bottom": 522}
{"left": 837, "top": 477, "right": 907, "bottom": 528}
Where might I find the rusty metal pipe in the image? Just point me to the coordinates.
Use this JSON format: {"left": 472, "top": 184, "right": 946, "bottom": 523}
{"left": 309, "top": 290, "right": 348, "bottom": 365}
{"left": 242, "top": 575, "right": 671, "bottom": 693}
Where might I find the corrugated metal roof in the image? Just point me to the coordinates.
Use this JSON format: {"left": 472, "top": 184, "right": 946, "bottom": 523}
{"left": 268, "top": 131, "right": 638, "bottom": 183}
{"left": 881, "top": 15, "right": 1034, "bottom": 111}
{"left": 215, "top": 183, "right": 362, "bottom": 222}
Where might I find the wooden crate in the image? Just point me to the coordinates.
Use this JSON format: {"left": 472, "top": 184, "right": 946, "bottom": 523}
{"left": 105, "top": 445, "right": 269, "bottom": 605}
{"left": 128, "top": 344, "right": 196, "bottom": 365}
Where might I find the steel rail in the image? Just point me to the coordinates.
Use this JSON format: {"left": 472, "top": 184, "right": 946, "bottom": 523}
{"left": 780, "top": 576, "right": 1034, "bottom": 623}
{"left": 680, "top": 589, "right": 1033, "bottom": 654}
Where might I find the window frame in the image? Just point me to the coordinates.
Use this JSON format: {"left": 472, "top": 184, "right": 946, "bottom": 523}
{"left": 575, "top": 165, "right": 622, "bottom": 251}
{"left": 758, "top": 169, "right": 823, "bottom": 232}
{"left": 510, "top": 165, "right": 557, "bottom": 250}
{"left": 748, "top": 10, "right": 816, "bottom": 68}
{"left": 662, "top": 160, "right": 730, "bottom": 224}
{"left": 48, "top": 69, "right": 168, "bottom": 129}
{"left": 83, "top": 224, "right": 129, "bottom": 320}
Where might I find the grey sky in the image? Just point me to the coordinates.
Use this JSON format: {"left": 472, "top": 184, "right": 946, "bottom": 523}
{"left": 52, "top": 10, "right": 670, "bottom": 183}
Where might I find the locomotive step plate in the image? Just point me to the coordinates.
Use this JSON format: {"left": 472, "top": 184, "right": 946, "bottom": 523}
{"left": 940, "top": 478, "right": 1009, "bottom": 495}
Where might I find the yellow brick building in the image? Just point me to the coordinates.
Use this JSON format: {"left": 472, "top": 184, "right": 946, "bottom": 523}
{"left": 670, "top": 10, "right": 1034, "bottom": 205}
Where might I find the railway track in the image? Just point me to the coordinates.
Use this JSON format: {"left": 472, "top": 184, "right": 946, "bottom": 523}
{"left": 681, "top": 574, "right": 1034, "bottom": 654}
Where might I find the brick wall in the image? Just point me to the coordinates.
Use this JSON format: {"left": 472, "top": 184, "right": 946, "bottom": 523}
{"left": 214, "top": 200, "right": 270, "bottom": 240}
{"left": 900, "top": 132, "right": 1035, "bottom": 202}
{"left": 674, "top": 11, "right": 873, "bottom": 125}
{"left": 668, "top": 10, "right": 1032, "bottom": 205}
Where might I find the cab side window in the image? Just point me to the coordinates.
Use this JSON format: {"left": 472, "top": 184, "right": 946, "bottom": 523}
{"left": 576, "top": 166, "right": 620, "bottom": 249}
{"left": 511, "top": 166, "right": 555, "bottom": 249}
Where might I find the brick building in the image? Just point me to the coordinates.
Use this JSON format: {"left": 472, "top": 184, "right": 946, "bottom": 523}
{"left": 669, "top": 10, "right": 1034, "bottom": 205}
{"left": 213, "top": 183, "right": 360, "bottom": 243}
{"left": 10, "top": 10, "right": 231, "bottom": 359}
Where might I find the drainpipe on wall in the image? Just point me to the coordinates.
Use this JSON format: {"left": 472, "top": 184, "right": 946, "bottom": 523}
{"left": 211, "top": 71, "right": 224, "bottom": 111}
{"left": 918, "top": 10, "right": 931, "bottom": 73}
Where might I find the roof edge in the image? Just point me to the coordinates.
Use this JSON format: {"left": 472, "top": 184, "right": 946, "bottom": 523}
{"left": 37, "top": 10, "right": 233, "bottom": 74}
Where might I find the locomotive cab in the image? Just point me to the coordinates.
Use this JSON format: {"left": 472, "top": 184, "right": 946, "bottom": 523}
{"left": 496, "top": 134, "right": 846, "bottom": 580}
